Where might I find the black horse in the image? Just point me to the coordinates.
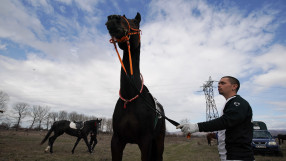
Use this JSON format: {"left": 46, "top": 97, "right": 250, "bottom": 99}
{"left": 106, "top": 13, "right": 166, "bottom": 161}
{"left": 40, "top": 119, "right": 101, "bottom": 153}
{"left": 278, "top": 134, "right": 286, "bottom": 145}
{"left": 207, "top": 132, "right": 217, "bottom": 146}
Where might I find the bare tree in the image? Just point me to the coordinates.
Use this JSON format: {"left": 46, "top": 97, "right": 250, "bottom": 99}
{"left": 78, "top": 113, "right": 87, "bottom": 121}
{"left": 49, "top": 112, "right": 58, "bottom": 122}
{"left": 68, "top": 112, "right": 89, "bottom": 122}
{"left": 58, "top": 110, "right": 68, "bottom": 120}
{"left": 106, "top": 118, "right": 113, "bottom": 133}
{"left": 0, "top": 91, "right": 9, "bottom": 113}
{"left": 68, "top": 111, "right": 79, "bottom": 121}
{"left": 89, "top": 115, "right": 98, "bottom": 120}
{"left": 29, "top": 105, "right": 39, "bottom": 129}
{"left": 36, "top": 106, "right": 50, "bottom": 130}
{"left": 100, "top": 117, "right": 107, "bottom": 132}
{"left": 45, "top": 113, "right": 52, "bottom": 130}
{"left": 12, "top": 102, "right": 30, "bottom": 131}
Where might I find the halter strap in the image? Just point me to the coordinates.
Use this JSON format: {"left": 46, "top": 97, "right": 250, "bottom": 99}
{"left": 109, "top": 16, "right": 141, "bottom": 76}
{"left": 119, "top": 74, "right": 144, "bottom": 108}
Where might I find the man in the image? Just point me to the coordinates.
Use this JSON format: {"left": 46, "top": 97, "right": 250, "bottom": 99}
{"left": 177, "top": 76, "right": 254, "bottom": 161}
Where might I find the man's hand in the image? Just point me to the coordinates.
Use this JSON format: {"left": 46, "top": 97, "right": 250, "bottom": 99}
{"left": 176, "top": 123, "right": 199, "bottom": 135}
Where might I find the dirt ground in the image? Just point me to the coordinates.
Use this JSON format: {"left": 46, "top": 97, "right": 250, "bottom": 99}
{"left": 0, "top": 130, "right": 285, "bottom": 161}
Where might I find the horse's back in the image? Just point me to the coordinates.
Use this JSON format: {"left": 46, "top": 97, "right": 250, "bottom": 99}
{"left": 278, "top": 134, "right": 286, "bottom": 139}
{"left": 52, "top": 120, "right": 70, "bottom": 131}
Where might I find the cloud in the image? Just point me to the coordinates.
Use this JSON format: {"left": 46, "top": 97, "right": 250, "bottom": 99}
{"left": 0, "top": 54, "right": 119, "bottom": 117}
{"left": 250, "top": 45, "right": 286, "bottom": 89}
{"left": 139, "top": 0, "right": 285, "bottom": 131}
{"left": 0, "top": 0, "right": 285, "bottom": 131}
{"left": 0, "top": 42, "right": 6, "bottom": 50}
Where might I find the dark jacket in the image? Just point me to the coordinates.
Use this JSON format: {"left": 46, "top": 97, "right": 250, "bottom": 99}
{"left": 198, "top": 95, "right": 254, "bottom": 160}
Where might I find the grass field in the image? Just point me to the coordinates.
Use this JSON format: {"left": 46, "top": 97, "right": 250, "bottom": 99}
{"left": 0, "top": 130, "right": 285, "bottom": 161}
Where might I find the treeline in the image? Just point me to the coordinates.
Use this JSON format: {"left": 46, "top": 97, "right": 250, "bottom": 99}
{"left": 0, "top": 90, "right": 112, "bottom": 133}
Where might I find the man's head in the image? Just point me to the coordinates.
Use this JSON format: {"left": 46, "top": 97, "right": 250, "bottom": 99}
{"left": 218, "top": 76, "right": 240, "bottom": 99}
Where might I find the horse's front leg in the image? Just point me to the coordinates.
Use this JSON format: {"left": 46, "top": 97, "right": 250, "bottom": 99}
{"left": 138, "top": 135, "right": 153, "bottom": 161}
{"left": 90, "top": 136, "right": 97, "bottom": 152}
{"left": 111, "top": 134, "right": 126, "bottom": 161}
{"left": 82, "top": 136, "right": 92, "bottom": 153}
{"left": 72, "top": 137, "right": 81, "bottom": 154}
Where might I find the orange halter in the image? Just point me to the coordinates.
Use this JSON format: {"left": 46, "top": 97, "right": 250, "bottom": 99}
{"left": 109, "top": 16, "right": 141, "bottom": 76}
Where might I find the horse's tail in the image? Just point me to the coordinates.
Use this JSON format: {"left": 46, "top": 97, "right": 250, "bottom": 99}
{"left": 40, "top": 123, "right": 55, "bottom": 145}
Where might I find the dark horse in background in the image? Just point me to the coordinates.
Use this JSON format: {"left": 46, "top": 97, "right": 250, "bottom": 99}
{"left": 277, "top": 134, "right": 286, "bottom": 145}
{"left": 40, "top": 119, "right": 101, "bottom": 154}
{"left": 89, "top": 130, "right": 99, "bottom": 151}
{"left": 106, "top": 13, "right": 166, "bottom": 161}
{"left": 207, "top": 132, "right": 217, "bottom": 146}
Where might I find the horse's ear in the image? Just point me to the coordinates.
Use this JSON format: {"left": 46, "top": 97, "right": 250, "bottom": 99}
{"left": 123, "top": 14, "right": 126, "bottom": 18}
{"left": 135, "top": 12, "right": 141, "bottom": 23}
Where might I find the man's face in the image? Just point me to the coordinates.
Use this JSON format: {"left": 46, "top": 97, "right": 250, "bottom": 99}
{"left": 218, "top": 78, "right": 235, "bottom": 96}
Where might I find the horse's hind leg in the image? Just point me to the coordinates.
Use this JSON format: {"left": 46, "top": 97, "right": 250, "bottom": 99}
{"left": 72, "top": 137, "right": 81, "bottom": 154}
{"left": 48, "top": 135, "right": 58, "bottom": 153}
{"left": 111, "top": 134, "right": 126, "bottom": 161}
{"left": 48, "top": 132, "right": 63, "bottom": 153}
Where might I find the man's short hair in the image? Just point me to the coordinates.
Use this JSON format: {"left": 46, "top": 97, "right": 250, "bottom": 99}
{"left": 222, "top": 76, "right": 240, "bottom": 92}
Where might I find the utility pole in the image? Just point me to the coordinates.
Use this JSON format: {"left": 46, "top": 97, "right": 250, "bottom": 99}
{"left": 202, "top": 76, "right": 219, "bottom": 121}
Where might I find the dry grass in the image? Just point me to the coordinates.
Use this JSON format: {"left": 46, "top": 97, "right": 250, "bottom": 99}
{"left": 0, "top": 130, "right": 285, "bottom": 161}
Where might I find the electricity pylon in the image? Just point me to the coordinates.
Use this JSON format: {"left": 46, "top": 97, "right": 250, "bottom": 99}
{"left": 202, "top": 76, "right": 219, "bottom": 121}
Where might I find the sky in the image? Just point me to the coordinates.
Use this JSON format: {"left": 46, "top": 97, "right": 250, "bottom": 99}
{"left": 0, "top": 0, "right": 286, "bottom": 132}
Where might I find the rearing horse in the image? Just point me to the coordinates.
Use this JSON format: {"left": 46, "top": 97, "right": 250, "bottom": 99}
{"left": 106, "top": 13, "right": 166, "bottom": 161}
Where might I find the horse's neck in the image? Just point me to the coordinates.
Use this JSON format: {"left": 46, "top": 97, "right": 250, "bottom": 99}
{"left": 120, "top": 46, "right": 142, "bottom": 99}
{"left": 83, "top": 123, "right": 92, "bottom": 132}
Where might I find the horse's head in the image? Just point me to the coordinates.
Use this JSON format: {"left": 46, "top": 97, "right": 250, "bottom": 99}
{"left": 105, "top": 12, "right": 141, "bottom": 50}
{"left": 96, "top": 118, "right": 102, "bottom": 130}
